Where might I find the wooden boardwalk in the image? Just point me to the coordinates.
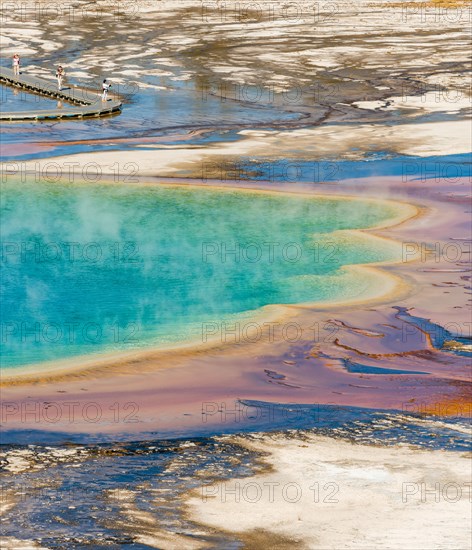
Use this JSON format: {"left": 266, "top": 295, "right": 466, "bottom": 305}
{"left": 0, "top": 67, "right": 122, "bottom": 120}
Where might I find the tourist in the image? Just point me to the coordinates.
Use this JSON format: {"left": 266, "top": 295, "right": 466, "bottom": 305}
{"left": 102, "top": 79, "right": 111, "bottom": 101}
{"left": 56, "top": 65, "right": 65, "bottom": 90}
{"left": 12, "top": 54, "right": 20, "bottom": 75}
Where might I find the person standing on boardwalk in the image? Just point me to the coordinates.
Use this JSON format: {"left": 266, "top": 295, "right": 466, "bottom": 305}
{"left": 102, "top": 79, "right": 111, "bottom": 101}
{"left": 56, "top": 65, "right": 65, "bottom": 90}
{"left": 12, "top": 54, "right": 20, "bottom": 75}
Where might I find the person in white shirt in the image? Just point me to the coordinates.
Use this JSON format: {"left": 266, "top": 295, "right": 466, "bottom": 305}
{"left": 56, "top": 65, "right": 65, "bottom": 90}
{"left": 12, "top": 54, "right": 20, "bottom": 75}
{"left": 102, "top": 79, "right": 111, "bottom": 101}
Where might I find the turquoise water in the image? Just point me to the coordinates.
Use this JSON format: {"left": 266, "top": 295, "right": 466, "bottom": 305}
{"left": 1, "top": 181, "right": 405, "bottom": 369}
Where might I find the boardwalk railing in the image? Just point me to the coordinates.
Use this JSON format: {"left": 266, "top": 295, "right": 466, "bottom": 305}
{"left": 0, "top": 66, "right": 122, "bottom": 121}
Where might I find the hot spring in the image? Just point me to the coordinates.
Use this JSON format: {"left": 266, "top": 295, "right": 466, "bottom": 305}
{"left": 1, "top": 180, "right": 411, "bottom": 370}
